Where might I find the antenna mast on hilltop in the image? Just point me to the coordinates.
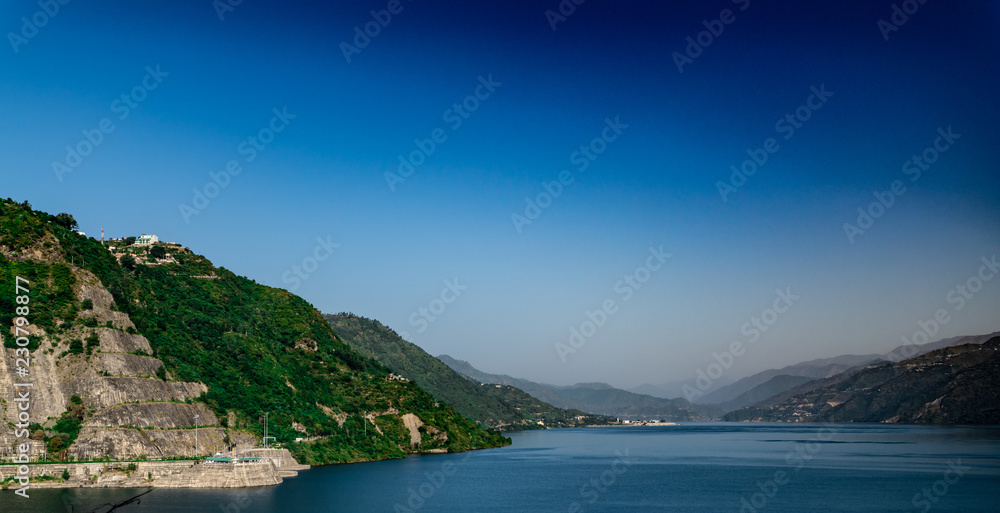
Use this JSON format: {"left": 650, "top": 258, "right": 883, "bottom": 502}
{"left": 262, "top": 412, "right": 269, "bottom": 448}
{"left": 101, "top": 227, "right": 104, "bottom": 243}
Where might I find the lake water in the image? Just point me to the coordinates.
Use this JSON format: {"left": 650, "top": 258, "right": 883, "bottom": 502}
{"left": 4, "top": 423, "right": 999, "bottom": 512}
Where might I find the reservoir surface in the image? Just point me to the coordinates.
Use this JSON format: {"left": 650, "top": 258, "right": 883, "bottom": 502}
{"left": 5, "top": 423, "right": 999, "bottom": 512}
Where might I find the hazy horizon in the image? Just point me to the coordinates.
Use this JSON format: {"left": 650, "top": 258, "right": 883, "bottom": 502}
{"left": 4, "top": 1, "right": 999, "bottom": 391}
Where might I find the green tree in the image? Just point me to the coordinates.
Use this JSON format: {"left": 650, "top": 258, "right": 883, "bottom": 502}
{"left": 81, "top": 298, "right": 94, "bottom": 310}
{"left": 54, "top": 212, "right": 78, "bottom": 230}
{"left": 150, "top": 245, "right": 167, "bottom": 259}
{"left": 48, "top": 436, "right": 64, "bottom": 453}
{"left": 85, "top": 333, "right": 100, "bottom": 355}
{"left": 120, "top": 255, "right": 136, "bottom": 270}
{"left": 61, "top": 468, "right": 70, "bottom": 480}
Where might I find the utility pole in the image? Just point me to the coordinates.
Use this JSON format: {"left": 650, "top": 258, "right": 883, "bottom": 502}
{"left": 194, "top": 414, "right": 200, "bottom": 458}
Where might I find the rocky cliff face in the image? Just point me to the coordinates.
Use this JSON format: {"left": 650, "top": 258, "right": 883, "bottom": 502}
{"left": 0, "top": 266, "right": 252, "bottom": 461}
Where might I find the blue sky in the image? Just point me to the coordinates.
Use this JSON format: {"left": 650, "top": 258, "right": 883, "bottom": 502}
{"left": 2, "top": 0, "right": 999, "bottom": 390}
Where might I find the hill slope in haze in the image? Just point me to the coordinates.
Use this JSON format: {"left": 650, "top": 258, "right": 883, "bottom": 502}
{"left": 695, "top": 332, "right": 1000, "bottom": 410}
{"left": 724, "top": 337, "right": 1000, "bottom": 424}
{"left": 715, "top": 374, "right": 815, "bottom": 413}
{"left": 697, "top": 356, "right": 881, "bottom": 406}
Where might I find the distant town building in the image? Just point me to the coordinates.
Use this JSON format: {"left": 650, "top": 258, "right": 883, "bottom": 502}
{"left": 135, "top": 234, "right": 159, "bottom": 246}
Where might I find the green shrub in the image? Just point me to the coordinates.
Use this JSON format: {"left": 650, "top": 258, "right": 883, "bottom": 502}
{"left": 85, "top": 333, "right": 100, "bottom": 355}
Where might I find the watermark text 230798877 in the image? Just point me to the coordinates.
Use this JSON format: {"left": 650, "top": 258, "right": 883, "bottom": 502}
{"left": 12, "top": 276, "right": 35, "bottom": 498}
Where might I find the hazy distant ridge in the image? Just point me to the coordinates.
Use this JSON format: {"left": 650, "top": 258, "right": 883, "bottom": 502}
{"left": 437, "top": 355, "right": 718, "bottom": 421}
{"left": 724, "top": 336, "right": 1000, "bottom": 424}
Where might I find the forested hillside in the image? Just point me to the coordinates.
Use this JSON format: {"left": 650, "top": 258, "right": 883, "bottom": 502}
{"left": 0, "top": 199, "right": 508, "bottom": 465}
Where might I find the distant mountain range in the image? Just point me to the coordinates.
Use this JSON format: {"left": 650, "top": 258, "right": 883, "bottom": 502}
{"left": 634, "top": 332, "right": 1000, "bottom": 414}
{"left": 327, "top": 307, "right": 1000, "bottom": 427}
{"left": 437, "top": 355, "right": 718, "bottom": 421}
{"left": 697, "top": 356, "right": 879, "bottom": 409}
{"left": 724, "top": 336, "right": 1000, "bottom": 424}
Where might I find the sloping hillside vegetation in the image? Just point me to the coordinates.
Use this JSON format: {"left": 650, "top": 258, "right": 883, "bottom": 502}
{"left": 326, "top": 313, "right": 617, "bottom": 429}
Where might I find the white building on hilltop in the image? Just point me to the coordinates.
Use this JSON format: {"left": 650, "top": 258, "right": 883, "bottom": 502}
{"left": 135, "top": 234, "right": 159, "bottom": 246}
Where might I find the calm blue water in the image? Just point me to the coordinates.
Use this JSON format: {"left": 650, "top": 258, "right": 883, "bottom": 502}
{"left": 4, "top": 423, "right": 999, "bottom": 512}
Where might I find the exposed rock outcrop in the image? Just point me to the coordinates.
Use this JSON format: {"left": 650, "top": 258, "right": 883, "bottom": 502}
{"left": 94, "top": 353, "right": 162, "bottom": 377}
{"left": 97, "top": 328, "right": 152, "bottom": 354}
{"left": 70, "top": 426, "right": 229, "bottom": 461}
{"left": 84, "top": 402, "right": 216, "bottom": 429}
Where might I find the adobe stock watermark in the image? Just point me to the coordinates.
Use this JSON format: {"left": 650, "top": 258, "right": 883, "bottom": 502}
{"left": 672, "top": 0, "right": 750, "bottom": 73}
{"left": 511, "top": 116, "right": 627, "bottom": 233}
{"left": 544, "top": 0, "right": 586, "bottom": 31}
{"left": 843, "top": 126, "right": 959, "bottom": 244}
{"left": 213, "top": 0, "right": 245, "bottom": 21}
{"left": 393, "top": 452, "right": 472, "bottom": 512}
{"left": 280, "top": 236, "right": 340, "bottom": 291}
{"left": 556, "top": 246, "right": 671, "bottom": 363}
{"left": 402, "top": 278, "right": 468, "bottom": 336}
{"left": 886, "top": 254, "right": 998, "bottom": 362}
{"left": 340, "top": 0, "right": 413, "bottom": 63}
{"left": 739, "top": 425, "right": 836, "bottom": 513}
{"left": 911, "top": 460, "right": 970, "bottom": 512}
{"left": 716, "top": 84, "right": 833, "bottom": 202}
{"left": 178, "top": 106, "right": 295, "bottom": 223}
{"left": 219, "top": 489, "right": 254, "bottom": 513}
{"left": 53, "top": 65, "right": 169, "bottom": 182}
{"left": 384, "top": 75, "right": 501, "bottom": 192}
{"left": 878, "top": 0, "right": 930, "bottom": 41}
{"left": 683, "top": 287, "right": 799, "bottom": 401}
{"left": 565, "top": 449, "right": 634, "bottom": 513}
{"left": 7, "top": 0, "right": 71, "bottom": 54}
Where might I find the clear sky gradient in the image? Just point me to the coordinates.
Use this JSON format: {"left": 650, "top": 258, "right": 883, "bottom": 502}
{"left": 2, "top": 0, "right": 999, "bottom": 390}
